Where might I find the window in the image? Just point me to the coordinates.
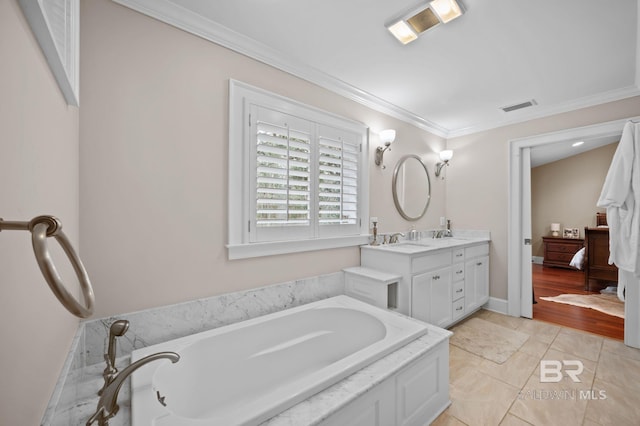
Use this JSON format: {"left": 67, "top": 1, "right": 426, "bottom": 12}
{"left": 228, "top": 80, "right": 369, "bottom": 259}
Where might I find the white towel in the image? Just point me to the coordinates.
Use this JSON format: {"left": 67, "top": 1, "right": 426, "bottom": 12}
{"left": 597, "top": 121, "right": 640, "bottom": 301}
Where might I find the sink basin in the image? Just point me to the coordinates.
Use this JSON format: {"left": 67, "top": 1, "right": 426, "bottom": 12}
{"left": 418, "top": 238, "right": 467, "bottom": 246}
{"left": 379, "top": 243, "right": 428, "bottom": 253}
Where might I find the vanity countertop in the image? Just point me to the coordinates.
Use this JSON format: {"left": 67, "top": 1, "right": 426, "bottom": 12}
{"left": 361, "top": 235, "right": 490, "bottom": 255}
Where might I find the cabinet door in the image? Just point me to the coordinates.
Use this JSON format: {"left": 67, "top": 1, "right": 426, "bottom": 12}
{"left": 320, "top": 377, "right": 395, "bottom": 426}
{"left": 464, "top": 256, "right": 489, "bottom": 312}
{"left": 412, "top": 266, "right": 452, "bottom": 328}
{"left": 396, "top": 342, "right": 450, "bottom": 426}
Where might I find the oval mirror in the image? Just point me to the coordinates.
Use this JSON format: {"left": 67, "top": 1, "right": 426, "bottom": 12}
{"left": 392, "top": 155, "right": 431, "bottom": 221}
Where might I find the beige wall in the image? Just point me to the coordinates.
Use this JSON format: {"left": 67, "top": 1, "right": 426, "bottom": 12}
{"left": 447, "top": 96, "right": 640, "bottom": 300}
{"left": 5, "top": 0, "right": 639, "bottom": 422}
{"left": 79, "top": 0, "right": 447, "bottom": 318}
{"left": 0, "top": 1, "right": 80, "bottom": 424}
{"left": 531, "top": 143, "right": 617, "bottom": 257}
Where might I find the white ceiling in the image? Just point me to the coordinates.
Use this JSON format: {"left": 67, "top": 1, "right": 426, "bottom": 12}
{"left": 115, "top": 0, "right": 639, "bottom": 140}
{"left": 530, "top": 134, "right": 619, "bottom": 168}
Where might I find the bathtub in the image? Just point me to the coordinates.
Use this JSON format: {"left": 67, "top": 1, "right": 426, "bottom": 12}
{"left": 130, "top": 295, "right": 429, "bottom": 425}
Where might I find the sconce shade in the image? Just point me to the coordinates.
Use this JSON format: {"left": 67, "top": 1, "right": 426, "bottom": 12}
{"left": 435, "top": 149, "right": 453, "bottom": 178}
{"left": 375, "top": 129, "right": 396, "bottom": 168}
{"left": 439, "top": 150, "right": 453, "bottom": 162}
{"left": 380, "top": 129, "right": 396, "bottom": 145}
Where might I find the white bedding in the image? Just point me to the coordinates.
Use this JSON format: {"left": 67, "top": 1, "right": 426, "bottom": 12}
{"left": 569, "top": 247, "right": 585, "bottom": 270}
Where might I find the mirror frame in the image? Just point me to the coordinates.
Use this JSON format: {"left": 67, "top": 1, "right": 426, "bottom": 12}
{"left": 392, "top": 155, "right": 431, "bottom": 221}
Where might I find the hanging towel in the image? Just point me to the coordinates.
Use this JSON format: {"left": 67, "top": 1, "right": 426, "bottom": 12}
{"left": 597, "top": 121, "right": 640, "bottom": 301}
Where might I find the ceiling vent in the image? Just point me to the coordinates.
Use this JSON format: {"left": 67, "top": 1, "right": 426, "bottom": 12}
{"left": 501, "top": 99, "right": 537, "bottom": 113}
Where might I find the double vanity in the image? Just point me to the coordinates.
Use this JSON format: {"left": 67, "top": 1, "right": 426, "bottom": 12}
{"left": 346, "top": 234, "right": 490, "bottom": 329}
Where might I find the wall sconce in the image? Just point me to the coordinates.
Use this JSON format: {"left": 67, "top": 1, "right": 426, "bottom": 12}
{"left": 435, "top": 150, "right": 453, "bottom": 178}
{"left": 375, "top": 129, "right": 396, "bottom": 168}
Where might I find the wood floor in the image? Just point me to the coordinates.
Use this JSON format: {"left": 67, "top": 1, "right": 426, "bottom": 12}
{"left": 532, "top": 263, "right": 624, "bottom": 340}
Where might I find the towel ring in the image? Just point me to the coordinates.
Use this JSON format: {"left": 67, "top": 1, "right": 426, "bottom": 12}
{"left": 0, "top": 215, "right": 95, "bottom": 318}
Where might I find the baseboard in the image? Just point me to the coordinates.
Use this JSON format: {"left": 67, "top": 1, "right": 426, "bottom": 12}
{"left": 532, "top": 256, "right": 543, "bottom": 264}
{"left": 484, "top": 297, "right": 508, "bottom": 315}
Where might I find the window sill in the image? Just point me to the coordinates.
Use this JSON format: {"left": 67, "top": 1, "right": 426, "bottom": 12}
{"left": 227, "top": 235, "right": 370, "bottom": 260}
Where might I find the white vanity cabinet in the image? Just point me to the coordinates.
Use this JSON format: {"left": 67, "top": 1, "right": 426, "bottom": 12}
{"left": 360, "top": 240, "right": 489, "bottom": 328}
{"left": 412, "top": 266, "right": 453, "bottom": 328}
{"left": 463, "top": 243, "right": 490, "bottom": 313}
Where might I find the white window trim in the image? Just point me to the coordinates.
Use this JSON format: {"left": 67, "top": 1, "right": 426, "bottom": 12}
{"left": 228, "top": 80, "right": 370, "bottom": 259}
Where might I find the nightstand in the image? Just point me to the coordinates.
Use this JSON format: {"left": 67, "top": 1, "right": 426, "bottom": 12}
{"left": 542, "top": 236, "right": 584, "bottom": 269}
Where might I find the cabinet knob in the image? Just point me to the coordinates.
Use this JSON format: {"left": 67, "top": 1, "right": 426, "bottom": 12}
{"left": 477, "top": 262, "right": 482, "bottom": 266}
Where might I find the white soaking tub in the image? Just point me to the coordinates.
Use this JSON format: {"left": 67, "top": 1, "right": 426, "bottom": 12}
{"left": 130, "top": 295, "right": 429, "bottom": 426}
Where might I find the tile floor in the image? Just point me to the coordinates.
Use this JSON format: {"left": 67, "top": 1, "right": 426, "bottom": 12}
{"left": 432, "top": 309, "right": 640, "bottom": 426}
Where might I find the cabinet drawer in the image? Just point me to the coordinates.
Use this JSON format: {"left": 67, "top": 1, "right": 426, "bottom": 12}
{"left": 412, "top": 250, "right": 451, "bottom": 274}
{"left": 452, "top": 248, "right": 465, "bottom": 262}
{"left": 452, "top": 298, "right": 465, "bottom": 320}
{"left": 547, "top": 252, "right": 576, "bottom": 263}
{"left": 452, "top": 263, "right": 465, "bottom": 282}
{"left": 453, "top": 280, "right": 464, "bottom": 301}
{"left": 465, "top": 243, "right": 489, "bottom": 258}
{"left": 546, "top": 242, "right": 581, "bottom": 253}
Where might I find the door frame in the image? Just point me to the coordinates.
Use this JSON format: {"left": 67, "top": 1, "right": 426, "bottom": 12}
{"left": 507, "top": 117, "right": 636, "bottom": 318}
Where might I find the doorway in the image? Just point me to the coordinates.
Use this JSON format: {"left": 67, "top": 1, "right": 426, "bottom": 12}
{"left": 507, "top": 117, "right": 636, "bottom": 336}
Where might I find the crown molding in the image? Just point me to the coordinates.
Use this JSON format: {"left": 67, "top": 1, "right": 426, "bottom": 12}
{"left": 19, "top": 0, "right": 79, "bottom": 106}
{"left": 112, "top": 0, "right": 450, "bottom": 138}
{"left": 112, "top": 0, "right": 640, "bottom": 140}
{"left": 446, "top": 85, "right": 640, "bottom": 139}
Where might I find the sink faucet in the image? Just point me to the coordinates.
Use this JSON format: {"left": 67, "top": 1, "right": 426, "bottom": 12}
{"left": 389, "top": 232, "right": 405, "bottom": 244}
{"left": 434, "top": 220, "right": 453, "bottom": 239}
{"left": 444, "top": 219, "right": 453, "bottom": 237}
{"left": 86, "top": 351, "right": 180, "bottom": 426}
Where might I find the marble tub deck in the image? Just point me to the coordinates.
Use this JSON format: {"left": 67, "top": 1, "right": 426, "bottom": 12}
{"left": 44, "top": 271, "right": 453, "bottom": 426}
{"left": 62, "top": 326, "right": 451, "bottom": 426}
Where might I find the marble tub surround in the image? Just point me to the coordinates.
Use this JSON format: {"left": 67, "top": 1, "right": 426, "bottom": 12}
{"left": 84, "top": 272, "right": 344, "bottom": 367}
{"left": 43, "top": 271, "right": 344, "bottom": 425}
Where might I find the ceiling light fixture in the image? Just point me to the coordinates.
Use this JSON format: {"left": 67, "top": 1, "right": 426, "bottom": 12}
{"left": 429, "top": 0, "right": 464, "bottom": 23}
{"left": 386, "top": 0, "right": 465, "bottom": 45}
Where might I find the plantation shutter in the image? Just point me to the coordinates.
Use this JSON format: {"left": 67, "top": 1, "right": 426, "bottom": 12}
{"left": 251, "top": 106, "right": 314, "bottom": 242}
{"left": 317, "top": 125, "right": 360, "bottom": 237}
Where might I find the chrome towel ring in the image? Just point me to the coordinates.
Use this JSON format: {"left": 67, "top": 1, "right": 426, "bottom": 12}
{"left": 0, "top": 215, "right": 95, "bottom": 318}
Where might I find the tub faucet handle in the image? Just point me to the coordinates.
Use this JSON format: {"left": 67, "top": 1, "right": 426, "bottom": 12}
{"left": 102, "top": 320, "right": 129, "bottom": 387}
{"left": 87, "top": 351, "right": 180, "bottom": 426}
